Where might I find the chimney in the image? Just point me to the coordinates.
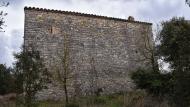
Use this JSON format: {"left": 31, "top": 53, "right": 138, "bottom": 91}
{"left": 128, "top": 16, "right": 135, "bottom": 21}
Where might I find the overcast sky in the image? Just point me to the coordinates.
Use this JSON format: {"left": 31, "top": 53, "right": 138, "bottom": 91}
{"left": 0, "top": 0, "right": 190, "bottom": 67}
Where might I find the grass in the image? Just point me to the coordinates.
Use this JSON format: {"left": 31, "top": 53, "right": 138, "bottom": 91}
{"left": 38, "top": 101, "right": 64, "bottom": 107}
{"left": 3, "top": 90, "right": 171, "bottom": 107}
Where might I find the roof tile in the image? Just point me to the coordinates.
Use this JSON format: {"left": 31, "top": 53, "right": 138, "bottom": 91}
{"left": 24, "top": 6, "right": 152, "bottom": 25}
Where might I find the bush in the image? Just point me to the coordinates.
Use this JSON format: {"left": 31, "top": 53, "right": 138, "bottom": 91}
{"left": 0, "top": 64, "right": 15, "bottom": 95}
{"left": 172, "top": 71, "right": 190, "bottom": 107}
{"left": 131, "top": 69, "right": 173, "bottom": 97}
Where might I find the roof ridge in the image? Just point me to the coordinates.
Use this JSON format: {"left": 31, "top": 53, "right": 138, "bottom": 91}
{"left": 24, "top": 6, "right": 152, "bottom": 25}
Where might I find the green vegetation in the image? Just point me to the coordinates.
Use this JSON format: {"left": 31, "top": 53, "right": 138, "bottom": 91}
{"left": 14, "top": 48, "right": 50, "bottom": 107}
{"left": 132, "top": 17, "right": 190, "bottom": 107}
{"left": 0, "top": 64, "right": 15, "bottom": 95}
{"left": 131, "top": 69, "right": 173, "bottom": 97}
{"left": 2, "top": 91, "right": 171, "bottom": 107}
{"left": 158, "top": 17, "right": 190, "bottom": 107}
{"left": 0, "top": 8, "right": 190, "bottom": 106}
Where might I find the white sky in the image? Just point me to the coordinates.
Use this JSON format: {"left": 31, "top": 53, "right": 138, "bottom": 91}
{"left": 0, "top": 0, "right": 190, "bottom": 67}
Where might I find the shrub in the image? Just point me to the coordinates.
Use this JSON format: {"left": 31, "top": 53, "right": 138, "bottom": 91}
{"left": 0, "top": 64, "right": 15, "bottom": 95}
{"left": 131, "top": 69, "right": 173, "bottom": 97}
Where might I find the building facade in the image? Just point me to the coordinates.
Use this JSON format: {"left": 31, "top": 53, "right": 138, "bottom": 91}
{"left": 24, "top": 7, "right": 153, "bottom": 100}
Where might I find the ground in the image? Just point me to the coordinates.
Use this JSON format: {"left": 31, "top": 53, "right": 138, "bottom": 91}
{"left": 2, "top": 90, "right": 170, "bottom": 107}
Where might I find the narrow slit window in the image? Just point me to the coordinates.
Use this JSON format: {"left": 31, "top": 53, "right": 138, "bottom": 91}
{"left": 49, "top": 26, "right": 60, "bottom": 34}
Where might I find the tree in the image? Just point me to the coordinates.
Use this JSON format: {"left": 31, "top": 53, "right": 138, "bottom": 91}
{"left": 0, "top": 1, "right": 9, "bottom": 31}
{"left": 14, "top": 48, "right": 50, "bottom": 107}
{"left": 158, "top": 17, "right": 190, "bottom": 107}
{"left": 158, "top": 17, "right": 190, "bottom": 71}
{"left": 131, "top": 17, "right": 190, "bottom": 107}
{"left": 186, "top": 0, "right": 190, "bottom": 6}
{"left": 52, "top": 33, "right": 72, "bottom": 106}
{"left": 0, "top": 64, "right": 15, "bottom": 95}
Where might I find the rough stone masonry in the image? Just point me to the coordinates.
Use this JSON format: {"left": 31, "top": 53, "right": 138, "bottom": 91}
{"left": 24, "top": 7, "right": 153, "bottom": 101}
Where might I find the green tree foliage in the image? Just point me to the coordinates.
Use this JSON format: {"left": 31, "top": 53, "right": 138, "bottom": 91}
{"left": 14, "top": 48, "right": 50, "bottom": 107}
{"left": 158, "top": 17, "right": 190, "bottom": 70}
{"left": 158, "top": 17, "right": 190, "bottom": 107}
{"left": 131, "top": 69, "right": 172, "bottom": 97}
{"left": 0, "top": 64, "right": 15, "bottom": 95}
{"left": 172, "top": 70, "right": 190, "bottom": 107}
{"left": 132, "top": 17, "right": 190, "bottom": 107}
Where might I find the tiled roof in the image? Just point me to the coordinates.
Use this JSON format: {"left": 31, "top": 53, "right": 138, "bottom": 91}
{"left": 24, "top": 6, "right": 152, "bottom": 25}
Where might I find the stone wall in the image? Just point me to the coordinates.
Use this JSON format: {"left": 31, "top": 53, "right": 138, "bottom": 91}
{"left": 24, "top": 7, "right": 153, "bottom": 101}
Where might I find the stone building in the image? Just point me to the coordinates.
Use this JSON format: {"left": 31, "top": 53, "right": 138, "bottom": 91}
{"left": 24, "top": 7, "right": 153, "bottom": 100}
